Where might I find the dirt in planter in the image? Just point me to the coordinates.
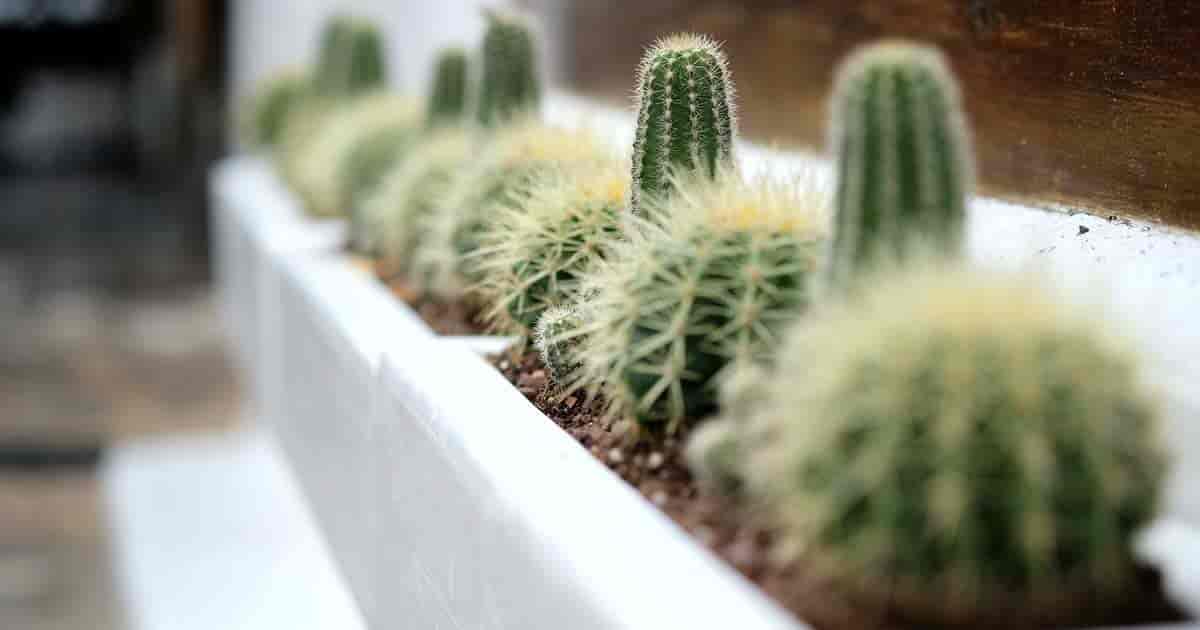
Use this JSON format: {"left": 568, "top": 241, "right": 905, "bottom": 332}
{"left": 346, "top": 254, "right": 488, "bottom": 335}
{"left": 490, "top": 349, "right": 1187, "bottom": 630}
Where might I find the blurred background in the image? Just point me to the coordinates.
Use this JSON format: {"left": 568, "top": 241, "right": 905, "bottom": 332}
{"left": 0, "top": 1, "right": 231, "bottom": 628}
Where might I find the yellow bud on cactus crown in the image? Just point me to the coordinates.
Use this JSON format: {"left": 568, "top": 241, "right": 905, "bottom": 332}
{"left": 561, "top": 168, "right": 828, "bottom": 430}
{"left": 711, "top": 264, "right": 1164, "bottom": 626}
{"left": 411, "top": 119, "right": 608, "bottom": 299}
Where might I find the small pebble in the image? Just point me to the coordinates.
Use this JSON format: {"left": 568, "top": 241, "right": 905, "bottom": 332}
{"left": 647, "top": 452, "right": 665, "bottom": 470}
{"left": 608, "top": 448, "right": 624, "bottom": 464}
{"left": 651, "top": 490, "right": 669, "bottom": 506}
{"left": 1078, "top": 225, "right": 1090, "bottom": 235}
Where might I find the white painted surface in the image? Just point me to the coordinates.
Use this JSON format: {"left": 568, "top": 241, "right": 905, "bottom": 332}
{"left": 103, "top": 427, "right": 366, "bottom": 630}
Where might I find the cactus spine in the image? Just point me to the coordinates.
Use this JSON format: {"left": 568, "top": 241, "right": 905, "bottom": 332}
{"left": 568, "top": 170, "right": 827, "bottom": 430}
{"left": 427, "top": 48, "right": 470, "bottom": 127}
{"left": 630, "top": 34, "right": 737, "bottom": 216}
{"left": 477, "top": 9, "right": 541, "bottom": 126}
{"left": 471, "top": 159, "right": 627, "bottom": 335}
{"left": 727, "top": 266, "right": 1163, "bottom": 626}
{"left": 828, "top": 41, "right": 972, "bottom": 289}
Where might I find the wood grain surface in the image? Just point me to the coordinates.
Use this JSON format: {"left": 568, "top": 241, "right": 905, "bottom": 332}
{"left": 562, "top": 0, "right": 1200, "bottom": 229}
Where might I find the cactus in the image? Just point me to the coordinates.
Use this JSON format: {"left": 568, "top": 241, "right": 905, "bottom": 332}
{"left": 242, "top": 69, "right": 309, "bottom": 149}
{"left": 361, "top": 127, "right": 473, "bottom": 276}
{"left": 568, "top": 169, "right": 827, "bottom": 430}
{"left": 343, "top": 124, "right": 418, "bottom": 252}
{"left": 428, "top": 48, "right": 470, "bottom": 127}
{"left": 471, "top": 159, "right": 627, "bottom": 336}
{"left": 278, "top": 17, "right": 392, "bottom": 189}
{"left": 734, "top": 266, "right": 1164, "bottom": 626}
{"left": 629, "top": 33, "right": 737, "bottom": 216}
{"left": 535, "top": 304, "right": 586, "bottom": 385}
{"left": 477, "top": 9, "right": 541, "bottom": 126}
{"left": 684, "top": 361, "right": 769, "bottom": 493}
{"left": 291, "top": 93, "right": 420, "bottom": 217}
{"left": 827, "top": 41, "right": 973, "bottom": 290}
{"left": 411, "top": 120, "right": 605, "bottom": 299}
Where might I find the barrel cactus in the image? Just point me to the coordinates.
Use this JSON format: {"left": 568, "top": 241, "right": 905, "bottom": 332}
{"left": 242, "top": 70, "right": 309, "bottom": 149}
{"left": 428, "top": 47, "right": 470, "bottom": 127}
{"left": 570, "top": 169, "right": 827, "bottom": 431}
{"left": 471, "top": 159, "right": 628, "bottom": 336}
{"left": 361, "top": 127, "right": 472, "bottom": 277}
{"left": 827, "top": 41, "right": 973, "bottom": 290}
{"left": 629, "top": 33, "right": 737, "bottom": 216}
{"left": 477, "top": 9, "right": 541, "bottom": 126}
{"left": 290, "top": 93, "right": 420, "bottom": 217}
{"left": 411, "top": 120, "right": 606, "bottom": 299}
{"left": 738, "top": 266, "right": 1164, "bottom": 626}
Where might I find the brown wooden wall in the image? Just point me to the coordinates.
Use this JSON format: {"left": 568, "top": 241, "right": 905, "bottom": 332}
{"left": 562, "top": 1, "right": 1200, "bottom": 229}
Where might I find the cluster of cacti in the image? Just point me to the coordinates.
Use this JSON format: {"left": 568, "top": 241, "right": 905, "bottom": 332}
{"left": 561, "top": 170, "right": 827, "bottom": 431}
{"left": 699, "top": 265, "right": 1164, "bottom": 625}
{"left": 470, "top": 159, "right": 627, "bottom": 335}
{"left": 630, "top": 34, "right": 736, "bottom": 216}
{"left": 290, "top": 92, "right": 420, "bottom": 218}
{"left": 826, "top": 41, "right": 972, "bottom": 290}
{"left": 411, "top": 120, "right": 607, "bottom": 298}
{"left": 477, "top": 9, "right": 541, "bottom": 126}
{"left": 359, "top": 127, "right": 473, "bottom": 276}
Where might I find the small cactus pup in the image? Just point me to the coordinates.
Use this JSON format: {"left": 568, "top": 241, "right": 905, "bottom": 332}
{"left": 427, "top": 47, "right": 470, "bottom": 127}
{"left": 570, "top": 169, "right": 828, "bottom": 431}
{"left": 241, "top": 69, "right": 309, "bottom": 149}
{"left": 535, "top": 303, "right": 586, "bottom": 385}
{"left": 629, "top": 33, "right": 737, "bottom": 216}
{"left": 361, "top": 127, "right": 473, "bottom": 277}
{"left": 292, "top": 93, "right": 421, "bottom": 218}
{"left": 740, "top": 265, "right": 1165, "bottom": 626}
{"left": 477, "top": 8, "right": 542, "bottom": 126}
{"left": 412, "top": 120, "right": 606, "bottom": 299}
{"left": 471, "top": 158, "right": 628, "bottom": 337}
{"left": 827, "top": 41, "right": 973, "bottom": 290}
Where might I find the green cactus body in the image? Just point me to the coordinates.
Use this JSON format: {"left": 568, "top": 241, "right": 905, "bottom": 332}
{"left": 737, "top": 267, "right": 1163, "bottom": 625}
{"left": 314, "top": 16, "right": 354, "bottom": 97}
{"left": 629, "top": 33, "right": 737, "bottom": 216}
{"left": 343, "top": 124, "right": 418, "bottom": 251}
{"left": 477, "top": 10, "right": 541, "bottom": 126}
{"left": 341, "top": 22, "right": 387, "bottom": 96}
{"left": 571, "top": 171, "right": 827, "bottom": 430}
{"left": 471, "top": 160, "right": 627, "bottom": 336}
{"left": 535, "top": 304, "right": 586, "bottom": 385}
{"left": 428, "top": 48, "right": 470, "bottom": 127}
{"left": 412, "top": 121, "right": 605, "bottom": 298}
{"left": 361, "top": 127, "right": 472, "bottom": 277}
{"left": 291, "top": 93, "right": 420, "bottom": 217}
{"left": 243, "top": 70, "right": 309, "bottom": 149}
{"left": 828, "top": 41, "right": 973, "bottom": 289}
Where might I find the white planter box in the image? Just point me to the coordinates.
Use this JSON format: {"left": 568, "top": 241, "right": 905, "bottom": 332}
{"left": 209, "top": 155, "right": 347, "bottom": 423}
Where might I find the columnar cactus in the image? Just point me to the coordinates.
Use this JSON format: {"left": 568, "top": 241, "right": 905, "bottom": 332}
{"left": 291, "top": 93, "right": 420, "bottom": 217}
{"left": 428, "top": 48, "right": 470, "bottom": 127}
{"left": 313, "top": 16, "right": 354, "bottom": 97}
{"left": 411, "top": 120, "right": 605, "bottom": 298}
{"left": 242, "top": 70, "right": 308, "bottom": 149}
{"left": 471, "top": 159, "right": 628, "bottom": 335}
{"left": 477, "top": 9, "right": 541, "bottom": 126}
{"left": 361, "top": 128, "right": 472, "bottom": 276}
{"left": 339, "top": 21, "right": 387, "bottom": 96}
{"left": 734, "top": 266, "right": 1164, "bottom": 626}
{"left": 569, "top": 170, "right": 827, "bottom": 430}
{"left": 629, "top": 33, "right": 737, "bottom": 216}
{"left": 827, "top": 41, "right": 973, "bottom": 289}
{"left": 534, "top": 304, "right": 586, "bottom": 385}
